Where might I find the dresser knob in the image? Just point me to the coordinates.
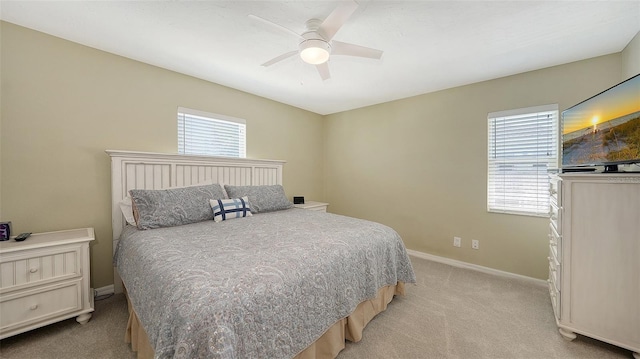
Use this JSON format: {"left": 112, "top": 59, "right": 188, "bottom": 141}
{"left": 30, "top": 304, "right": 38, "bottom": 310}
{"left": 29, "top": 268, "right": 38, "bottom": 273}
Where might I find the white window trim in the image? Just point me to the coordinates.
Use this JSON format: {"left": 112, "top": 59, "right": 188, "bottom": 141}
{"left": 487, "top": 104, "right": 559, "bottom": 217}
{"left": 487, "top": 104, "right": 558, "bottom": 120}
{"left": 178, "top": 107, "right": 246, "bottom": 126}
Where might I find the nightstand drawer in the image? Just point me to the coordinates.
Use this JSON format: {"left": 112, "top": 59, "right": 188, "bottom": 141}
{"left": 0, "top": 280, "right": 82, "bottom": 332}
{"left": 0, "top": 245, "right": 82, "bottom": 292}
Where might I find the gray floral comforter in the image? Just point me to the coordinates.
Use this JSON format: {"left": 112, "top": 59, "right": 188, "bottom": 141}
{"left": 115, "top": 208, "right": 416, "bottom": 359}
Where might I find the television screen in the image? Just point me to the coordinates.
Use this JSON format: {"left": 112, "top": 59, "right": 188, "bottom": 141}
{"left": 562, "top": 74, "right": 640, "bottom": 171}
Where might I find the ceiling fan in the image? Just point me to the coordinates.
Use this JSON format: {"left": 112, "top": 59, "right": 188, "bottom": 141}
{"left": 249, "top": 0, "right": 383, "bottom": 81}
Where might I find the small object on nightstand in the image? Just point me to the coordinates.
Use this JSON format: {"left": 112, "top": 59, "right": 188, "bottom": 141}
{"left": 293, "top": 196, "right": 305, "bottom": 204}
{"left": 0, "top": 222, "right": 11, "bottom": 241}
{"left": 14, "top": 232, "right": 31, "bottom": 241}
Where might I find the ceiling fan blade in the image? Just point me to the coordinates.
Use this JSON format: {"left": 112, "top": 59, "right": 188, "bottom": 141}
{"left": 331, "top": 40, "right": 383, "bottom": 59}
{"left": 248, "top": 14, "right": 304, "bottom": 41}
{"left": 261, "top": 50, "right": 299, "bottom": 67}
{"left": 319, "top": 0, "right": 359, "bottom": 41}
{"left": 316, "top": 62, "right": 331, "bottom": 81}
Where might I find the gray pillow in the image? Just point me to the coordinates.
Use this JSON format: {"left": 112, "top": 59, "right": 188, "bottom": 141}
{"left": 224, "top": 185, "right": 292, "bottom": 213}
{"left": 129, "top": 184, "right": 227, "bottom": 230}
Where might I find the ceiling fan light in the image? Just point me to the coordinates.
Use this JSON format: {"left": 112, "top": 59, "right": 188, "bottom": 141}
{"left": 299, "top": 39, "right": 331, "bottom": 65}
{"left": 301, "top": 47, "right": 329, "bottom": 64}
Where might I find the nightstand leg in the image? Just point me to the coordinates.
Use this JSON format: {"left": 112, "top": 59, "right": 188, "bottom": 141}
{"left": 76, "top": 313, "right": 92, "bottom": 325}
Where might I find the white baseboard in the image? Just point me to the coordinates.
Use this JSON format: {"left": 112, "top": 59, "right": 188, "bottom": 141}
{"left": 96, "top": 253, "right": 545, "bottom": 297}
{"left": 406, "top": 249, "right": 547, "bottom": 287}
{"left": 94, "top": 284, "right": 115, "bottom": 297}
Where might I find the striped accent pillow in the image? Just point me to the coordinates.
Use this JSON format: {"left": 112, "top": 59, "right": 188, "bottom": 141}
{"left": 210, "top": 197, "right": 252, "bottom": 222}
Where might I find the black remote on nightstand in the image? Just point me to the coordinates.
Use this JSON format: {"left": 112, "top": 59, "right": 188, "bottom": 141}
{"left": 14, "top": 232, "right": 31, "bottom": 241}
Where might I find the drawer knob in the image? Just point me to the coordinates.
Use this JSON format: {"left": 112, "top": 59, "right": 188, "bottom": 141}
{"left": 29, "top": 268, "right": 38, "bottom": 273}
{"left": 30, "top": 304, "right": 38, "bottom": 310}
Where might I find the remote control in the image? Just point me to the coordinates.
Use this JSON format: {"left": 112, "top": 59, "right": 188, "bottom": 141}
{"left": 14, "top": 232, "right": 31, "bottom": 241}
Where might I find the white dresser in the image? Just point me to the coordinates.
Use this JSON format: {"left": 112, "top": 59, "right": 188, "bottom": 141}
{"left": 0, "top": 228, "right": 95, "bottom": 339}
{"left": 548, "top": 173, "right": 639, "bottom": 358}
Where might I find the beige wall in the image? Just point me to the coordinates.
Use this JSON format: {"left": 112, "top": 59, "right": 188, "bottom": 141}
{"left": 0, "top": 22, "right": 324, "bottom": 289}
{"left": 622, "top": 31, "right": 640, "bottom": 79}
{"left": 323, "top": 55, "right": 624, "bottom": 279}
{"left": 1, "top": 20, "right": 635, "bottom": 288}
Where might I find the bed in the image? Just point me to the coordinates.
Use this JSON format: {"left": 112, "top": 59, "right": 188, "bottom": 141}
{"left": 107, "top": 150, "right": 416, "bottom": 359}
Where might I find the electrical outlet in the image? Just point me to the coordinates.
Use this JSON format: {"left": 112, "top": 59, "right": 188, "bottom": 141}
{"left": 472, "top": 239, "right": 479, "bottom": 250}
{"left": 453, "top": 236, "right": 461, "bottom": 248}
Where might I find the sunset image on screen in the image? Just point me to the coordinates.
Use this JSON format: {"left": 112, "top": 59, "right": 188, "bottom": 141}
{"left": 562, "top": 75, "right": 640, "bottom": 167}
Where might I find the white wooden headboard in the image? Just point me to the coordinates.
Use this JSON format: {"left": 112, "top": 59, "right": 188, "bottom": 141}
{"left": 106, "top": 150, "right": 285, "bottom": 293}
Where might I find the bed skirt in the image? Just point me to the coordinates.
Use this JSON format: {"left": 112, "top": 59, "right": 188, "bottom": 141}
{"left": 124, "top": 282, "right": 406, "bottom": 359}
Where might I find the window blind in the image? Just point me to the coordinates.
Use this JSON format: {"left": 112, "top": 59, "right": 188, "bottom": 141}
{"left": 487, "top": 104, "right": 558, "bottom": 216}
{"left": 178, "top": 107, "right": 246, "bottom": 158}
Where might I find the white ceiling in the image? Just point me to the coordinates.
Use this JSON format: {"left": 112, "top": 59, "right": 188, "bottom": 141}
{"left": 1, "top": 1, "right": 639, "bottom": 115}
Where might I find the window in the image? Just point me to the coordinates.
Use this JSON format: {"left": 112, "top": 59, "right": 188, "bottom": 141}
{"left": 177, "top": 107, "right": 246, "bottom": 158}
{"left": 487, "top": 104, "right": 558, "bottom": 216}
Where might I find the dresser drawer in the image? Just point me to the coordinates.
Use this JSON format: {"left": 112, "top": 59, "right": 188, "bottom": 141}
{"left": 0, "top": 245, "right": 82, "bottom": 293}
{"left": 549, "top": 176, "right": 561, "bottom": 206}
{"left": 548, "top": 278, "right": 561, "bottom": 320}
{"left": 0, "top": 280, "right": 82, "bottom": 332}
{"left": 549, "top": 223, "right": 562, "bottom": 261}
{"left": 548, "top": 249, "right": 561, "bottom": 292}
{"left": 549, "top": 202, "right": 561, "bottom": 234}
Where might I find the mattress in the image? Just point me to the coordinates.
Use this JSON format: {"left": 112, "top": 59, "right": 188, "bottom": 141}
{"left": 114, "top": 208, "right": 416, "bottom": 358}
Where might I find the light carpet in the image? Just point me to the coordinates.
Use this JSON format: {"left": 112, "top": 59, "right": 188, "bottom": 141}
{"left": 0, "top": 256, "right": 633, "bottom": 358}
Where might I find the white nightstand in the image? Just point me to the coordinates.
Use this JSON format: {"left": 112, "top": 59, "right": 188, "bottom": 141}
{"left": 294, "top": 201, "right": 329, "bottom": 212}
{"left": 0, "top": 228, "right": 95, "bottom": 339}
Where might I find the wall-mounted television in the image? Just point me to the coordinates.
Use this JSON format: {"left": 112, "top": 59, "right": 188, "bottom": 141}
{"left": 561, "top": 74, "right": 640, "bottom": 172}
